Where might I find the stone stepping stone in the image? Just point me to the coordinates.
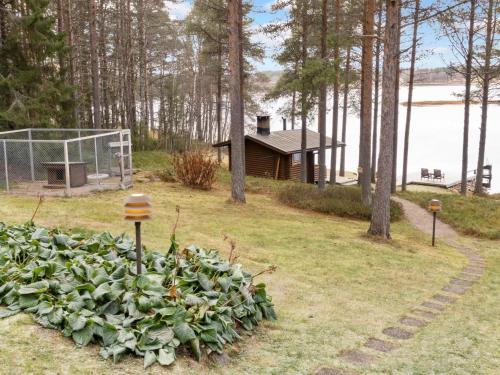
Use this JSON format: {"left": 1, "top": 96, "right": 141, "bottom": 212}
{"left": 450, "top": 278, "right": 473, "bottom": 287}
{"left": 422, "top": 301, "right": 446, "bottom": 311}
{"left": 442, "top": 284, "right": 469, "bottom": 295}
{"left": 411, "top": 309, "right": 437, "bottom": 320}
{"left": 469, "top": 264, "right": 486, "bottom": 270}
{"left": 400, "top": 316, "right": 427, "bottom": 328}
{"left": 466, "top": 263, "right": 485, "bottom": 269}
{"left": 463, "top": 267, "right": 484, "bottom": 275}
{"left": 363, "top": 337, "right": 395, "bottom": 353}
{"left": 382, "top": 327, "right": 413, "bottom": 340}
{"left": 339, "top": 349, "right": 375, "bottom": 366}
{"left": 458, "top": 272, "right": 480, "bottom": 281}
{"left": 433, "top": 294, "right": 456, "bottom": 304}
{"left": 469, "top": 259, "right": 485, "bottom": 265}
{"left": 314, "top": 367, "right": 356, "bottom": 375}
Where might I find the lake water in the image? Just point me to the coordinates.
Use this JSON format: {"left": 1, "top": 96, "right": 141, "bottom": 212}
{"left": 263, "top": 85, "right": 500, "bottom": 193}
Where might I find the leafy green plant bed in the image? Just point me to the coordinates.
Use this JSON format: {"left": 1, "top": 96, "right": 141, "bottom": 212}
{"left": 0, "top": 223, "right": 276, "bottom": 368}
{"left": 278, "top": 183, "right": 403, "bottom": 221}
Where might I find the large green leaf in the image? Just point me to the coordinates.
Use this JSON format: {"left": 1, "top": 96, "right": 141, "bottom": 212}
{"left": 68, "top": 312, "right": 87, "bottom": 331}
{"left": 157, "top": 348, "right": 175, "bottom": 366}
{"left": 91, "top": 283, "right": 111, "bottom": 300}
{"left": 143, "top": 351, "right": 157, "bottom": 369}
{"left": 148, "top": 326, "right": 174, "bottom": 345}
{"left": 197, "top": 273, "right": 214, "bottom": 291}
{"left": 0, "top": 309, "right": 19, "bottom": 318}
{"left": 18, "top": 280, "right": 49, "bottom": 295}
{"left": 72, "top": 324, "right": 93, "bottom": 346}
{"left": 18, "top": 294, "right": 39, "bottom": 309}
{"left": 173, "top": 322, "right": 196, "bottom": 344}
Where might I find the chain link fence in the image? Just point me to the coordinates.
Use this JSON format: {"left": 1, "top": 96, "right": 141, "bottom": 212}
{"left": 0, "top": 129, "right": 133, "bottom": 196}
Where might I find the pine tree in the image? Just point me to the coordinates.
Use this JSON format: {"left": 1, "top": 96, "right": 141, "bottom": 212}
{"left": 0, "top": 0, "right": 74, "bottom": 129}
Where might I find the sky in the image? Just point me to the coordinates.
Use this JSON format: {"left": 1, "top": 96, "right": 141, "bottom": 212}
{"left": 166, "top": 0, "right": 458, "bottom": 71}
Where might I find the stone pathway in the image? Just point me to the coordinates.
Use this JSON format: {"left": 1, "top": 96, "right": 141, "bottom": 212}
{"left": 314, "top": 197, "right": 486, "bottom": 374}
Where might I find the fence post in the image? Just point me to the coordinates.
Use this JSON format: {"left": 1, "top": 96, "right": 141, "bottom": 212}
{"left": 3, "top": 140, "right": 9, "bottom": 192}
{"left": 119, "top": 131, "right": 125, "bottom": 188}
{"left": 64, "top": 141, "right": 71, "bottom": 196}
{"left": 128, "top": 131, "right": 133, "bottom": 184}
{"left": 94, "top": 137, "right": 100, "bottom": 186}
{"left": 78, "top": 130, "right": 83, "bottom": 161}
{"left": 28, "top": 129, "right": 35, "bottom": 181}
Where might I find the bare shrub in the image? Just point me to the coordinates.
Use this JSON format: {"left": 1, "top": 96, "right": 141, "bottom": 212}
{"left": 173, "top": 150, "right": 219, "bottom": 190}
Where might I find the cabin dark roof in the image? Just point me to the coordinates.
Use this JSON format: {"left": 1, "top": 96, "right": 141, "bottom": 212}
{"left": 213, "top": 129, "right": 345, "bottom": 155}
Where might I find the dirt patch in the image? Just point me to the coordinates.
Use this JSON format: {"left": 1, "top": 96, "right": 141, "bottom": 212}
{"left": 400, "top": 316, "right": 427, "bottom": 328}
{"left": 209, "top": 353, "right": 231, "bottom": 367}
{"left": 363, "top": 337, "right": 395, "bottom": 353}
{"left": 339, "top": 349, "right": 376, "bottom": 366}
{"left": 382, "top": 327, "right": 413, "bottom": 340}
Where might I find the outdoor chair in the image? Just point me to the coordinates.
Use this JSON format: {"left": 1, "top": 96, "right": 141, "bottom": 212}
{"left": 421, "top": 168, "right": 431, "bottom": 180}
{"left": 433, "top": 169, "right": 445, "bottom": 181}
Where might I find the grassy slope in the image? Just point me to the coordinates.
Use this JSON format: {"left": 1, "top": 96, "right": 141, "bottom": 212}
{"left": 399, "top": 191, "right": 500, "bottom": 239}
{"left": 0, "top": 152, "right": 498, "bottom": 374}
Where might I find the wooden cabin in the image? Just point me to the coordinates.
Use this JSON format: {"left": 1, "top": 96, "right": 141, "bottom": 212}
{"left": 213, "top": 116, "right": 346, "bottom": 183}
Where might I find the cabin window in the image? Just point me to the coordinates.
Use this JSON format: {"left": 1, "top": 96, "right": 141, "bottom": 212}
{"left": 292, "top": 153, "right": 301, "bottom": 165}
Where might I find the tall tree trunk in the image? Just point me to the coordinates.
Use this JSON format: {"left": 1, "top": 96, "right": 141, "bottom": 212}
{"left": 369, "top": 0, "right": 399, "bottom": 239}
{"left": 360, "top": 0, "right": 374, "bottom": 205}
{"left": 300, "top": 2, "right": 309, "bottom": 183}
{"left": 292, "top": 60, "right": 298, "bottom": 130}
{"left": 371, "top": 1, "right": 382, "bottom": 183}
{"left": 216, "top": 39, "right": 223, "bottom": 162}
{"left": 474, "top": 0, "right": 494, "bottom": 194}
{"left": 339, "top": 46, "right": 351, "bottom": 177}
{"left": 402, "top": 0, "right": 420, "bottom": 191}
{"left": 89, "top": 0, "right": 101, "bottom": 129}
{"left": 98, "top": 0, "right": 110, "bottom": 128}
{"left": 228, "top": 0, "right": 245, "bottom": 202}
{"left": 391, "top": 5, "right": 401, "bottom": 193}
{"left": 461, "top": 0, "right": 476, "bottom": 195}
{"left": 56, "top": 0, "right": 65, "bottom": 76}
{"left": 0, "top": 4, "right": 5, "bottom": 47}
{"left": 318, "top": 0, "right": 328, "bottom": 190}
{"left": 125, "top": 0, "right": 136, "bottom": 134}
{"left": 329, "top": 0, "right": 341, "bottom": 185}
{"left": 195, "top": 71, "right": 203, "bottom": 141}
{"left": 137, "top": 0, "right": 147, "bottom": 147}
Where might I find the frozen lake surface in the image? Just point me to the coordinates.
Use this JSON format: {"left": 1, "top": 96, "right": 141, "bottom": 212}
{"left": 261, "top": 85, "right": 500, "bottom": 193}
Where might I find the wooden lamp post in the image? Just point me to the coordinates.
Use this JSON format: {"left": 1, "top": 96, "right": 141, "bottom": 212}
{"left": 428, "top": 199, "right": 442, "bottom": 247}
{"left": 124, "top": 194, "right": 152, "bottom": 274}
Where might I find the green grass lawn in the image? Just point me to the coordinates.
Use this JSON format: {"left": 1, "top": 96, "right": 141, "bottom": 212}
{"left": 399, "top": 191, "right": 500, "bottom": 240}
{"left": 0, "top": 152, "right": 498, "bottom": 374}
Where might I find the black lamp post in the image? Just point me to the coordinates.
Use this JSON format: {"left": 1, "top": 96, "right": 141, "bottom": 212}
{"left": 428, "top": 199, "right": 442, "bottom": 247}
{"left": 124, "top": 194, "right": 152, "bottom": 274}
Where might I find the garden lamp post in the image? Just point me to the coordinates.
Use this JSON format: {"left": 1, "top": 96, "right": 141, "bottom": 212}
{"left": 428, "top": 199, "right": 442, "bottom": 247}
{"left": 124, "top": 194, "right": 152, "bottom": 274}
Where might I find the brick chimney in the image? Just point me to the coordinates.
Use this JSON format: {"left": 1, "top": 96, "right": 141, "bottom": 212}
{"left": 257, "top": 115, "right": 270, "bottom": 136}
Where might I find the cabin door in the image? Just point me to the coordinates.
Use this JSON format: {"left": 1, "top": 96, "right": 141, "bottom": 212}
{"left": 306, "top": 151, "right": 315, "bottom": 184}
